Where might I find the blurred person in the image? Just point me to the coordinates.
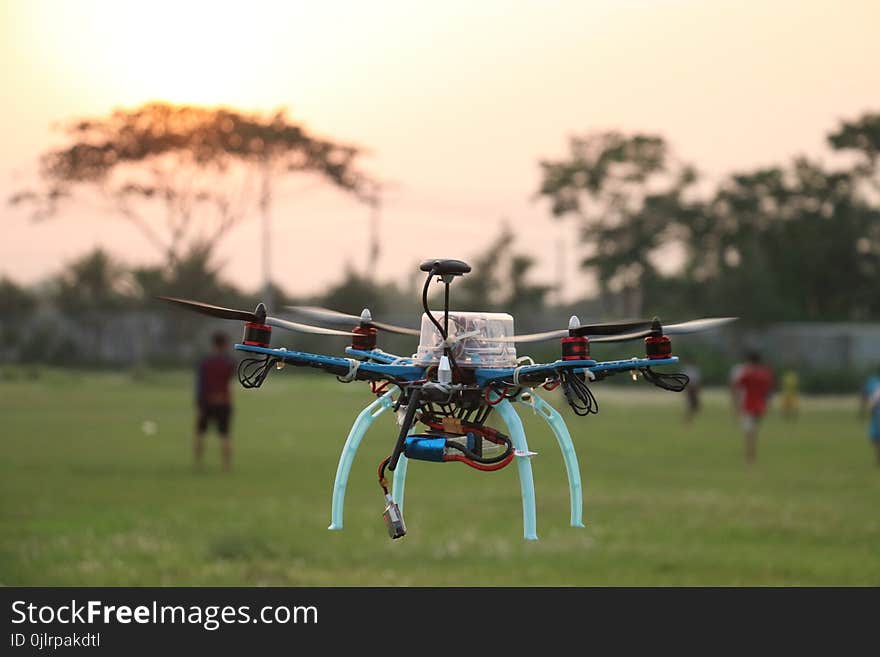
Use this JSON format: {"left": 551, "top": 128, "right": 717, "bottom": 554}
{"left": 682, "top": 361, "right": 702, "bottom": 423}
{"left": 194, "top": 332, "right": 235, "bottom": 471}
{"left": 728, "top": 361, "right": 744, "bottom": 416}
{"left": 730, "top": 351, "right": 775, "bottom": 465}
{"left": 780, "top": 369, "right": 800, "bottom": 420}
{"left": 861, "top": 366, "right": 880, "bottom": 466}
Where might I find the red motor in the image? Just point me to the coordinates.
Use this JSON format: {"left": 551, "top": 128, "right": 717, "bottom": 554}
{"left": 351, "top": 325, "right": 378, "bottom": 351}
{"left": 242, "top": 322, "right": 272, "bottom": 348}
{"left": 561, "top": 335, "right": 590, "bottom": 360}
{"left": 645, "top": 334, "right": 672, "bottom": 359}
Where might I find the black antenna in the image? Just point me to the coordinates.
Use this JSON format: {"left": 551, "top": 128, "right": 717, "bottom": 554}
{"left": 418, "top": 259, "right": 471, "bottom": 355}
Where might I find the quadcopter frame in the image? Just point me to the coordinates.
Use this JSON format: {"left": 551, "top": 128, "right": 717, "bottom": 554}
{"left": 163, "top": 258, "right": 727, "bottom": 541}
{"left": 234, "top": 342, "right": 678, "bottom": 540}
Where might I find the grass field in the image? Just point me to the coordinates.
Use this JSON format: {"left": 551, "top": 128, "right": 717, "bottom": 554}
{"left": 1, "top": 369, "right": 878, "bottom": 586}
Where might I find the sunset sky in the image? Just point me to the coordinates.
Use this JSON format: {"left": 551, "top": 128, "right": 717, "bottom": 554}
{"left": 1, "top": 0, "right": 878, "bottom": 300}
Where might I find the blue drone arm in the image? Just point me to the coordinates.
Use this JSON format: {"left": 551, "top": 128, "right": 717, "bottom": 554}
{"left": 234, "top": 344, "right": 426, "bottom": 382}
{"left": 236, "top": 344, "right": 679, "bottom": 387}
{"left": 475, "top": 356, "right": 680, "bottom": 387}
{"left": 343, "top": 347, "right": 413, "bottom": 364}
{"left": 345, "top": 350, "right": 680, "bottom": 386}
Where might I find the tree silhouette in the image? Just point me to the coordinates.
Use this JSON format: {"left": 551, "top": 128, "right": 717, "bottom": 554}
{"left": 0, "top": 278, "right": 36, "bottom": 358}
{"left": 674, "top": 153, "right": 880, "bottom": 322}
{"left": 457, "top": 223, "right": 551, "bottom": 312}
{"left": 10, "top": 103, "right": 375, "bottom": 276}
{"left": 53, "top": 248, "right": 128, "bottom": 315}
{"left": 828, "top": 112, "right": 880, "bottom": 170}
{"left": 537, "top": 132, "right": 696, "bottom": 316}
{"left": 51, "top": 248, "right": 130, "bottom": 362}
{"left": 828, "top": 112, "right": 880, "bottom": 206}
{"left": 0, "top": 278, "right": 36, "bottom": 318}
{"left": 130, "top": 241, "right": 239, "bottom": 306}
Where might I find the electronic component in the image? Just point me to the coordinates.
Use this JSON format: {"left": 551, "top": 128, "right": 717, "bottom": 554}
{"left": 382, "top": 494, "right": 406, "bottom": 540}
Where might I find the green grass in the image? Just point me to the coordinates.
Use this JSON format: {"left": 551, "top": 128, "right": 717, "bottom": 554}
{"left": 1, "top": 370, "right": 878, "bottom": 586}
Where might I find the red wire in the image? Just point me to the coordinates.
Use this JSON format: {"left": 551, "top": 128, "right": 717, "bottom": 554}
{"left": 445, "top": 452, "right": 515, "bottom": 471}
{"left": 376, "top": 456, "right": 391, "bottom": 494}
{"left": 484, "top": 387, "right": 505, "bottom": 405}
{"left": 420, "top": 419, "right": 506, "bottom": 445}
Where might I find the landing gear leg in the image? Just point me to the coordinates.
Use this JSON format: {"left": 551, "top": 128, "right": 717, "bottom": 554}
{"left": 328, "top": 387, "right": 398, "bottom": 531}
{"left": 493, "top": 398, "right": 538, "bottom": 540}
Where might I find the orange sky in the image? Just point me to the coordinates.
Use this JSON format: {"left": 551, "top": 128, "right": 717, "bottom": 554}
{"left": 1, "top": 0, "right": 878, "bottom": 301}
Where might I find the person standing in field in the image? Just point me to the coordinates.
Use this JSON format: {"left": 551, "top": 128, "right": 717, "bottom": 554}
{"left": 195, "top": 332, "right": 235, "bottom": 471}
{"left": 730, "top": 351, "right": 775, "bottom": 465}
{"left": 780, "top": 369, "right": 800, "bottom": 420}
{"left": 682, "top": 361, "right": 702, "bottom": 423}
{"left": 860, "top": 366, "right": 880, "bottom": 466}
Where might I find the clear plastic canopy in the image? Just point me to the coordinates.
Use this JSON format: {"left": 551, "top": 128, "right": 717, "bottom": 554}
{"left": 415, "top": 311, "right": 517, "bottom": 367}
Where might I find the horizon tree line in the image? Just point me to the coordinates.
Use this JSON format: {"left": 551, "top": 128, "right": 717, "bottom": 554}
{"left": 3, "top": 103, "right": 879, "bottom": 328}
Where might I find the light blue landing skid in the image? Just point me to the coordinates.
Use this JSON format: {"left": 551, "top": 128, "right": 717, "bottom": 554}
{"left": 328, "top": 388, "right": 398, "bottom": 530}
{"left": 391, "top": 454, "right": 408, "bottom": 510}
{"left": 520, "top": 392, "right": 585, "bottom": 528}
{"left": 329, "top": 388, "right": 586, "bottom": 540}
{"left": 493, "top": 397, "right": 539, "bottom": 540}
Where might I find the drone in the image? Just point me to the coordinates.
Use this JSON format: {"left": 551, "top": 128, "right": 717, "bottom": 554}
{"left": 161, "top": 258, "right": 734, "bottom": 540}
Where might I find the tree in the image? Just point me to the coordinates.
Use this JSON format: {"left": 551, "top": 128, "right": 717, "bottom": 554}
{"left": 10, "top": 103, "right": 375, "bottom": 300}
{"left": 52, "top": 249, "right": 130, "bottom": 362}
{"left": 457, "top": 223, "right": 551, "bottom": 313}
{"left": 315, "top": 266, "right": 390, "bottom": 317}
{"left": 0, "top": 277, "right": 36, "bottom": 319}
{"left": 0, "top": 278, "right": 37, "bottom": 357}
{"left": 53, "top": 248, "right": 129, "bottom": 315}
{"left": 457, "top": 226, "right": 514, "bottom": 310}
{"left": 828, "top": 112, "right": 880, "bottom": 170}
{"left": 828, "top": 112, "right": 880, "bottom": 210}
{"left": 508, "top": 253, "right": 551, "bottom": 313}
{"left": 678, "top": 158, "right": 880, "bottom": 321}
{"left": 130, "top": 241, "right": 238, "bottom": 307}
{"left": 536, "top": 132, "right": 697, "bottom": 316}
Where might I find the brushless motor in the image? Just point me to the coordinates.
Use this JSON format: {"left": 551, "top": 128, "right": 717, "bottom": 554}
{"left": 351, "top": 325, "right": 378, "bottom": 350}
{"left": 242, "top": 322, "right": 272, "bottom": 348}
{"left": 645, "top": 334, "right": 672, "bottom": 359}
{"left": 561, "top": 335, "right": 590, "bottom": 360}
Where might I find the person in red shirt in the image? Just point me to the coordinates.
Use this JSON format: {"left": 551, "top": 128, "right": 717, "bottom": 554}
{"left": 195, "top": 332, "right": 235, "bottom": 471}
{"left": 730, "top": 351, "right": 775, "bottom": 465}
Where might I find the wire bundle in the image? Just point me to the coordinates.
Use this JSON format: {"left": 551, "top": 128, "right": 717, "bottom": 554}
{"left": 560, "top": 370, "right": 599, "bottom": 416}
{"left": 238, "top": 356, "right": 274, "bottom": 389}
{"left": 444, "top": 436, "right": 514, "bottom": 471}
{"left": 640, "top": 367, "right": 689, "bottom": 392}
{"left": 420, "top": 416, "right": 514, "bottom": 471}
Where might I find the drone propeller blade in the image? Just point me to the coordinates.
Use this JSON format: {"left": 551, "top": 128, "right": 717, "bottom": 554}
{"left": 287, "top": 305, "right": 357, "bottom": 323}
{"left": 571, "top": 319, "right": 654, "bottom": 337}
{"left": 662, "top": 317, "right": 738, "bottom": 335}
{"left": 265, "top": 316, "right": 357, "bottom": 337}
{"left": 497, "top": 329, "right": 569, "bottom": 343}
{"left": 369, "top": 321, "right": 421, "bottom": 336}
{"left": 159, "top": 297, "right": 356, "bottom": 337}
{"left": 498, "top": 319, "right": 653, "bottom": 343}
{"left": 286, "top": 305, "right": 421, "bottom": 336}
{"left": 590, "top": 317, "right": 737, "bottom": 343}
{"left": 589, "top": 329, "right": 654, "bottom": 343}
{"left": 158, "top": 296, "right": 258, "bottom": 322}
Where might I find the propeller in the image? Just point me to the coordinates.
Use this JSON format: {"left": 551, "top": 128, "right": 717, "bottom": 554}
{"left": 286, "top": 305, "right": 421, "bottom": 336}
{"left": 158, "top": 297, "right": 357, "bottom": 337}
{"left": 590, "top": 317, "right": 737, "bottom": 343}
{"left": 499, "top": 316, "right": 655, "bottom": 343}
